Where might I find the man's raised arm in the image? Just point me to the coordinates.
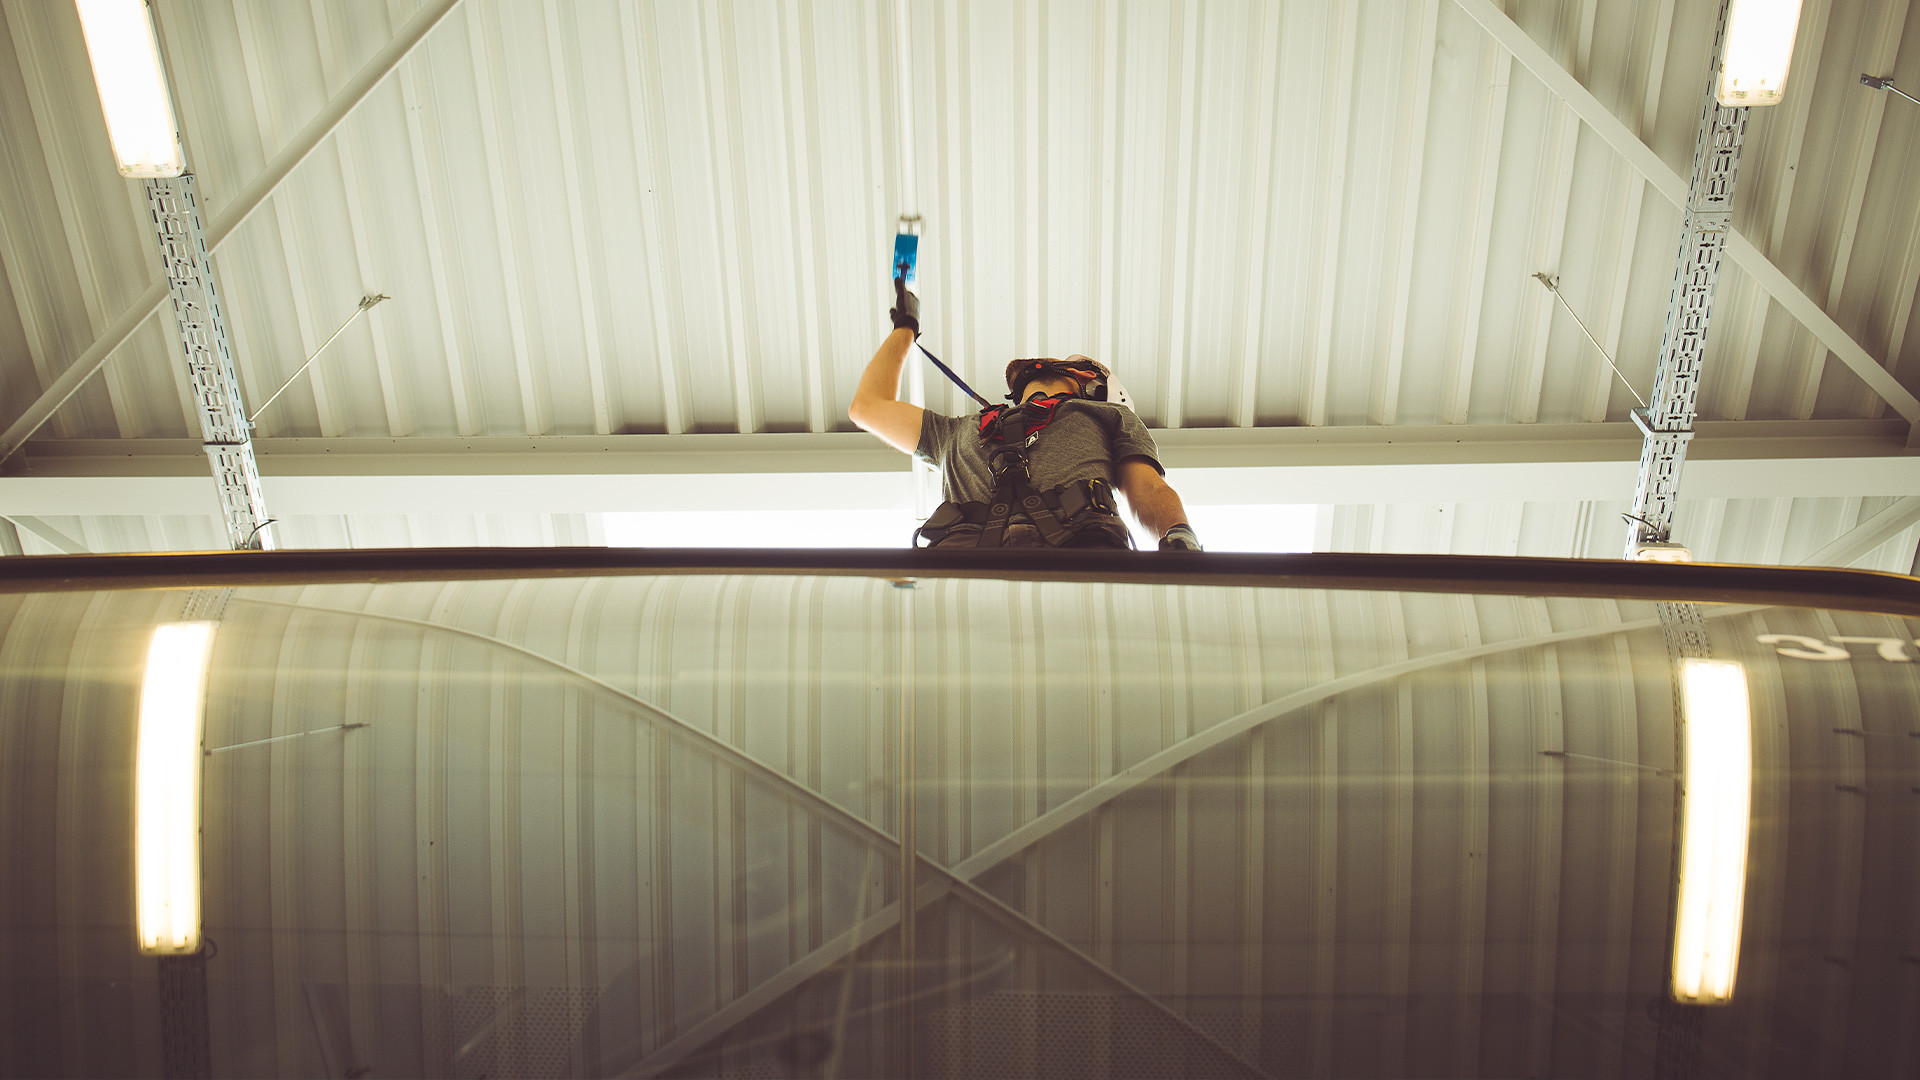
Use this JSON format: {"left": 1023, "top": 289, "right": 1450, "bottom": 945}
{"left": 847, "top": 279, "right": 926, "bottom": 454}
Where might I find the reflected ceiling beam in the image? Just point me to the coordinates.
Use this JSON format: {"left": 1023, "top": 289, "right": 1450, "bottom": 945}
{"left": 951, "top": 603, "right": 1762, "bottom": 895}
{"left": 2, "top": 421, "right": 1912, "bottom": 516}
{"left": 671, "top": 606, "right": 1747, "bottom": 1080}
{"left": 1797, "top": 495, "right": 1920, "bottom": 568}
{"left": 1451, "top": 0, "right": 1920, "bottom": 425}
{"left": 0, "top": 0, "right": 466, "bottom": 464}
{"left": 233, "top": 596, "right": 1267, "bottom": 1080}
{"left": 649, "top": 605, "right": 1715, "bottom": 1079}
{"left": 0, "top": 515, "right": 86, "bottom": 554}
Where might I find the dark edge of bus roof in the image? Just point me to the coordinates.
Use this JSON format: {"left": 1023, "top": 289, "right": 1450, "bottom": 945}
{"left": 0, "top": 548, "right": 1915, "bottom": 617}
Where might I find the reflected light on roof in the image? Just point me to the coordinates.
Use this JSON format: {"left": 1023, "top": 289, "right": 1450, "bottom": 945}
{"left": 1672, "top": 658, "right": 1753, "bottom": 1005}
{"left": 136, "top": 620, "right": 215, "bottom": 955}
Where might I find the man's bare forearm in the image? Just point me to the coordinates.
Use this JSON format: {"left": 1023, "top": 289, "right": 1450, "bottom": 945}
{"left": 1126, "top": 478, "right": 1189, "bottom": 540}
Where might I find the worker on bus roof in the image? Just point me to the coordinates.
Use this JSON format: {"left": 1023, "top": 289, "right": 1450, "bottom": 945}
{"left": 850, "top": 276, "right": 1202, "bottom": 551}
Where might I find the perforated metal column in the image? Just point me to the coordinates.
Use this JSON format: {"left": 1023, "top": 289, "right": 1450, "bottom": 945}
{"left": 145, "top": 175, "right": 274, "bottom": 551}
{"left": 157, "top": 954, "right": 211, "bottom": 1079}
{"left": 1624, "top": 2, "right": 1746, "bottom": 557}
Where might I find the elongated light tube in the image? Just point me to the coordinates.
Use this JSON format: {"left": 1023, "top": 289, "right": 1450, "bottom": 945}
{"left": 1671, "top": 658, "right": 1753, "bottom": 1004}
{"left": 1717, "top": 0, "right": 1806, "bottom": 107}
{"left": 136, "top": 621, "right": 216, "bottom": 954}
{"left": 74, "top": 0, "right": 185, "bottom": 177}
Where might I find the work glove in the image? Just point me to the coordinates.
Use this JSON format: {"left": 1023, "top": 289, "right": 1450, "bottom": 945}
{"left": 889, "top": 275, "right": 920, "bottom": 337}
{"left": 1158, "top": 524, "right": 1202, "bottom": 552}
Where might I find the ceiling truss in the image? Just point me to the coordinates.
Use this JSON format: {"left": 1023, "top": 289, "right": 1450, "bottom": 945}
{"left": 4, "top": 420, "right": 1909, "bottom": 517}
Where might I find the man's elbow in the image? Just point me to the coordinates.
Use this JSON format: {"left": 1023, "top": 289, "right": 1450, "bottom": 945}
{"left": 848, "top": 397, "right": 875, "bottom": 432}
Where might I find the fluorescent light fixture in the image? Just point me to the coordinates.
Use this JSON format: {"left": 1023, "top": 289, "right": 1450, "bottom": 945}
{"left": 1671, "top": 658, "right": 1753, "bottom": 1004}
{"left": 1717, "top": 0, "right": 1805, "bottom": 107}
{"left": 1632, "top": 542, "right": 1694, "bottom": 563}
{"left": 136, "top": 621, "right": 216, "bottom": 955}
{"left": 74, "top": 0, "right": 185, "bottom": 177}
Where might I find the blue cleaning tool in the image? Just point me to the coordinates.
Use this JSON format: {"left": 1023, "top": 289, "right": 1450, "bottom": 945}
{"left": 892, "top": 227, "right": 919, "bottom": 290}
{"left": 891, "top": 214, "right": 990, "bottom": 408}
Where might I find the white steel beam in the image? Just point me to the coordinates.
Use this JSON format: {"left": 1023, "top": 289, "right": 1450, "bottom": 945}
{"left": 1451, "top": 0, "right": 1920, "bottom": 424}
{"left": 1797, "top": 495, "right": 1920, "bottom": 568}
{"left": 2, "top": 515, "right": 87, "bottom": 554}
{"left": 2, "top": 421, "right": 1911, "bottom": 517}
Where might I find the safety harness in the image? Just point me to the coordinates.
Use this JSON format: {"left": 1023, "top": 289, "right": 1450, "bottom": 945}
{"left": 914, "top": 393, "right": 1132, "bottom": 549}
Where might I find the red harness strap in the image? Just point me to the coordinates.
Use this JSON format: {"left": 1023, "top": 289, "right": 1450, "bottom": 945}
{"left": 976, "top": 393, "right": 1071, "bottom": 442}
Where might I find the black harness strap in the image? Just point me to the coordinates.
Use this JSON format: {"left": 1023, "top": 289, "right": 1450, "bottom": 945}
{"left": 916, "top": 342, "right": 993, "bottom": 409}
{"left": 917, "top": 395, "right": 1127, "bottom": 549}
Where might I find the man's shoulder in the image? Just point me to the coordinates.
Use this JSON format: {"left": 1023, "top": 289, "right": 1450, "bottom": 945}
{"left": 1056, "top": 398, "right": 1141, "bottom": 424}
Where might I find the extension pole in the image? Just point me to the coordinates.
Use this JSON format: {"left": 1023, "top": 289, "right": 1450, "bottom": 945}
{"left": 892, "top": 0, "right": 919, "bottom": 218}
{"left": 891, "top": 3, "right": 920, "bottom": 1066}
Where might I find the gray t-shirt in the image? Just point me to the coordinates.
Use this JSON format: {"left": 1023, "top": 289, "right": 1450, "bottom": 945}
{"left": 914, "top": 398, "right": 1163, "bottom": 504}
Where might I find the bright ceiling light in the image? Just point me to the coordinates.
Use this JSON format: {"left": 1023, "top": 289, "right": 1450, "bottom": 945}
{"left": 1671, "top": 658, "right": 1753, "bottom": 1004}
{"left": 1717, "top": 0, "right": 1805, "bottom": 107}
{"left": 136, "top": 621, "right": 216, "bottom": 955}
{"left": 73, "top": 0, "right": 184, "bottom": 177}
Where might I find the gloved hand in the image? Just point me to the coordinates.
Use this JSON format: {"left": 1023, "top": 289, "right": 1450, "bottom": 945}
{"left": 1159, "top": 523, "right": 1202, "bottom": 552}
{"left": 890, "top": 275, "right": 919, "bottom": 336}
